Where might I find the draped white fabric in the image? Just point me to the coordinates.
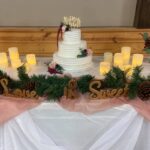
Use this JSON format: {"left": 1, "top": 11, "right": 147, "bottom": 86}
{"left": 0, "top": 103, "right": 150, "bottom": 150}
{"left": 0, "top": 57, "right": 150, "bottom": 150}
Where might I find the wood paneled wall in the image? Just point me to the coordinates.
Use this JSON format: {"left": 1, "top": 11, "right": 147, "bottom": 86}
{"left": 0, "top": 27, "right": 150, "bottom": 56}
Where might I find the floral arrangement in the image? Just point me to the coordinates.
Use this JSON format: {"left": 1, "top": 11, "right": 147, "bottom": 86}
{"left": 77, "top": 48, "right": 92, "bottom": 58}
{"left": 48, "top": 62, "right": 64, "bottom": 74}
{"left": 141, "top": 32, "right": 150, "bottom": 54}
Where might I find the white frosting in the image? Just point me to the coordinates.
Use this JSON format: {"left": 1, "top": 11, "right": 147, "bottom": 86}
{"left": 63, "top": 29, "right": 81, "bottom": 44}
{"left": 53, "top": 53, "right": 93, "bottom": 71}
{"left": 58, "top": 40, "right": 87, "bottom": 58}
{"left": 53, "top": 27, "right": 93, "bottom": 71}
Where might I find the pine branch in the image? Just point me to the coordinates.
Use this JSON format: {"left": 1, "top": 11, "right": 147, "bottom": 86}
{"left": 104, "top": 67, "right": 126, "bottom": 88}
{"left": 77, "top": 75, "right": 94, "bottom": 93}
{"left": 128, "top": 66, "right": 144, "bottom": 99}
{"left": 17, "top": 65, "right": 30, "bottom": 82}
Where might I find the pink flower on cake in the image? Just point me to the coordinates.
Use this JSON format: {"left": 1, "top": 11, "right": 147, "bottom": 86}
{"left": 87, "top": 49, "right": 92, "bottom": 55}
{"left": 48, "top": 62, "right": 64, "bottom": 75}
{"left": 62, "top": 25, "right": 67, "bottom": 32}
{"left": 49, "top": 61, "right": 56, "bottom": 69}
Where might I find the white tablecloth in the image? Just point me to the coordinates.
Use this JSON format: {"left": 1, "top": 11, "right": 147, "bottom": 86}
{"left": 1, "top": 103, "right": 150, "bottom": 150}
{"left": 0, "top": 57, "right": 150, "bottom": 150}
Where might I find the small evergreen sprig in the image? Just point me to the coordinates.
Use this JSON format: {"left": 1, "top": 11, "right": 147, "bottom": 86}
{"left": 104, "top": 67, "right": 127, "bottom": 88}
{"left": 128, "top": 66, "right": 145, "bottom": 99}
{"left": 17, "top": 65, "right": 30, "bottom": 82}
{"left": 77, "top": 48, "right": 92, "bottom": 58}
{"left": 77, "top": 75, "right": 94, "bottom": 93}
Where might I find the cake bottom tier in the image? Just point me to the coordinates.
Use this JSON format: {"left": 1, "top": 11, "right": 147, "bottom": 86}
{"left": 53, "top": 53, "right": 93, "bottom": 71}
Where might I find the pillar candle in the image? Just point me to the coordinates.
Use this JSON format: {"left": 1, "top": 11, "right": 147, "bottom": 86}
{"left": 121, "top": 47, "right": 131, "bottom": 65}
{"left": 132, "top": 54, "right": 144, "bottom": 67}
{"left": 104, "top": 52, "right": 113, "bottom": 64}
{"left": 114, "top": 53, "right": 123, "bottom": 68}
{"left": 26, "top": 54, "right": 37, "bottom": 65}
{"left": 11, "top": 59, "right": 22, "bottom": 68}
{"left": 0, "top": 52, "right": 8, "bottom": 68}
{"left": 99, "top": 62, "right": 111, "bottom": 75}
{"left": 8, "top": 47, "right": 19, "bottom": 60}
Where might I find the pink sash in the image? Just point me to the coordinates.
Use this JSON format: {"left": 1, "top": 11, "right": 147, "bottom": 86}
{"left": 0, "top": 95, "right": 149, "bottom": 125}
{"left": 60, "top": 95, "right": 150, "bottom": 121}
{"left": 0, "top": 96, "right": 42, "bottom": 124}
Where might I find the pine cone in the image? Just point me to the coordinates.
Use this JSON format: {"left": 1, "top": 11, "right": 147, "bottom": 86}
{"left": 0, "top": 85, "right": 3, "bottom": 94}
{"left": 145, "top": 38, "right": 150, "bottom": 48}
{"left": 137, "top": 81, "right": 150, "bottom": 101}
{"left": 0, "top": 76, "right": 4, "bottom": 94}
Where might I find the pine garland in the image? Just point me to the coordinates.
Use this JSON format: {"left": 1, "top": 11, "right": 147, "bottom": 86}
{"left": 0, "top": 65, "right": 149, "bottom": 101}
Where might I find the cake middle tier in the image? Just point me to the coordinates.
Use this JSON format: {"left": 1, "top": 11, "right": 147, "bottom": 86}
{"left": 53, "top": 52, "right": 93, "bottom": 71}
{"left": 58, "top": 40, "right": 87, "bottom": 58}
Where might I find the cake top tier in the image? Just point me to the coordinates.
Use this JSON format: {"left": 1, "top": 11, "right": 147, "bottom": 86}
{"left": 63, "top": 29, "right": 81, "bottom": 44}
{"left": 57, "top": 16, "right": 81, "bottom": 46}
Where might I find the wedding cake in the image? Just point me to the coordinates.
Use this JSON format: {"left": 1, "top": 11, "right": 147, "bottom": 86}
{"left": 53, "top": 16, "right": 93, "bottom": 71}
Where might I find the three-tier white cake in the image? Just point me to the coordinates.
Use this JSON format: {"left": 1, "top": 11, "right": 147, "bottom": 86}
{"left": 53, "top": 17, "right": 92, "bottom": 71}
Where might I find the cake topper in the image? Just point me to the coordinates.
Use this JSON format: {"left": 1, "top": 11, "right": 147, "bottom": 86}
{"left": 63, "top": 16, "right": 81, "bottom": 28}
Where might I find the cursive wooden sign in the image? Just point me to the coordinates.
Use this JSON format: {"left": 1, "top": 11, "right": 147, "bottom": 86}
{"left": 89, "top": 80, "right": 128, "bottom": 99}
{"left": 0, "top": 78, "right": 38, "bottom": 99}
{"left": 64, "top": 79, "right": 78, "bottom": 99}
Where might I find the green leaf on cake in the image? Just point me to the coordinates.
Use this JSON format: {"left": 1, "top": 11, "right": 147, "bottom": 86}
{"left": 143, "top": 32, "right": 149, "bottom": 40}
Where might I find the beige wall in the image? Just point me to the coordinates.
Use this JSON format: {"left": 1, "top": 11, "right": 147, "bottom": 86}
{"left": 0, "top": 0, "right": 137, "bottom": 27}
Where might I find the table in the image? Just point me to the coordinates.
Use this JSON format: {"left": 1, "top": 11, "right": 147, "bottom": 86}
{"left": 0, "top": 57, "right": 150, "bottom": 150}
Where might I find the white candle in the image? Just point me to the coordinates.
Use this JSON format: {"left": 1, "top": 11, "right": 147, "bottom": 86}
{"left": 8, "top": 47, "right": 19, "bottom": 60}
{"left": 11, "top": 59, "right": 23, "bottom": 68}
{"left": 104, "top": 52, "right": 113, "bottom": 64}
{"left": 114, "top": 53, "right": 123, "bottom": 68}
{"left": 26, "top": 54, "right": 37, "bottom": 65}
{"left": 0, "top": 52, "right": 8, "bottom": 68}
{"left": 132, "top": 54, "right": 144, "bottom": 67}
{"left": 121, "top": 47, "right": 131, "bottom": 65}
{"left": 100, "top": 62, "right": 111, "bottom": 75}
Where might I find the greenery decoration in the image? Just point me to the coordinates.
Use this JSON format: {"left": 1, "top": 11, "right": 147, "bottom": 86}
{"left": 128, "top": 66, "right": 145, "bottom": 99}
{"left": 77, "top": 48, "right": 88, "bottom": 58}
{"left": 104, "top": 67, "right": 127, "bottom": 88}
{"left": 0, "top": 65, "right": 149, "bottom": 101}
{"left": 77, "top": 75, "right": 94, "bottom": 93}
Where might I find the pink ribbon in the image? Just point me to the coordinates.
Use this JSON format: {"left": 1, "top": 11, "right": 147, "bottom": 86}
{"left": 59, "top": 95, "right": 150, "bottom": 121}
